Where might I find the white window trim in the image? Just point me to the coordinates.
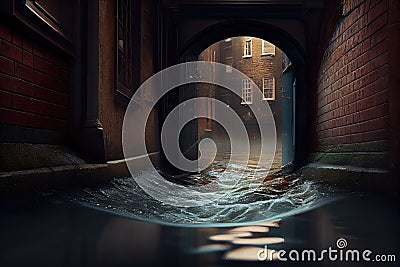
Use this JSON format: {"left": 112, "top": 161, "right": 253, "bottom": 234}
{"left": 261, "top": 40, "right": 276, "bottom": 56}
{"left": 241, "top": 78, "right": 252, "bottom": 104}
{"left": 262, "top": 77, "right": 275, "bottom": 100}
{"left": 243, "top": 38, "right": 252, "bottom": 58}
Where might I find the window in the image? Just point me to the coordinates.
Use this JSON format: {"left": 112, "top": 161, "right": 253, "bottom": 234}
{"left": 262, "top": 40, "right": 275, "bottom": 56}
{"left": 263, "top": 77, "right": 275, "bottom": 100}
{"left": 242, "top": 79, "right": 252, "bottom": 104}
{"left": 243, "top": 38, "right": 252, "bottom": 58}
{"left": 115, "top": 0, "right": 140, "bottom": 103}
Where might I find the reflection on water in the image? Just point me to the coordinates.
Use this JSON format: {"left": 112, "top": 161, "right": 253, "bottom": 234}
{"left": 206, "top": 220, "right": 285, "bottom": 261}
{"left": 228, "top": 225, "right": 269, "bottom": 233}
{"left": 64, "top": 159, "right": 341, "bottom": 226}
{"left": 209, "top": 232, "right": 253, "bottom": 241}
{"left": 232, "top": 236, "right": 285, "bottom": 245}
{"left": 224, "top": 246, "right": 278, "bottom": 261}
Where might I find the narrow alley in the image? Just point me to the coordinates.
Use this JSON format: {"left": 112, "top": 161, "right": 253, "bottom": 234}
{"left": 0, "top": 0, "right": 399, "bottom": 266}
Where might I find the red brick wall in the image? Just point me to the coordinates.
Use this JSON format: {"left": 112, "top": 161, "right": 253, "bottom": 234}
{"left": 0, "top": 23, "right": 69, "bottom": 132}
{"left": 316, "top": 0, "right": 389, "bottom": 147}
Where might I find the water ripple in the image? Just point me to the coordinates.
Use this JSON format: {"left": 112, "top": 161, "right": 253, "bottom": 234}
{"left": 63, "top": 162, "right": 342, "bottom": 226}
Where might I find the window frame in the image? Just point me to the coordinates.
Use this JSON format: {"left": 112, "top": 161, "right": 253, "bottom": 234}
{"left": 262, "top": 77, "right": 275, "bottom": 100}
{"left": 114, "top": 0, "right": 141, "bottom": 105}
{"left": 243, "top": 37, "right": 252, "bottom": 58}
{"left": 241, "top": 78, "right": 253, "bottom": 104}
{"left": 261, "top": 40, "right": 276, "bottom": 56}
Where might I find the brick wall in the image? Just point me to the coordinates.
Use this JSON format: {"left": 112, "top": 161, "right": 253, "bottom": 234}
{"left": 198, "top": 36, "right": 283, "bottom": 145}
{"left": 316, "top": 0, "right": 389, "bottom": 147}
{"left": 0, "top": 23, "right": 69, "bottom": 132}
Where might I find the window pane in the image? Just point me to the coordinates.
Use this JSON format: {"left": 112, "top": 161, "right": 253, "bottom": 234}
{"left": 262, "top": 40, "right": 275, "bottom": 55}
{"left": 244, "top": 38, "right": 252, "bottom": 57}
{"left": 263, "top": 77, "right": 275, "bottom": 100}
{"left": 242, "top": 79, "right": 252, "bottom": 103}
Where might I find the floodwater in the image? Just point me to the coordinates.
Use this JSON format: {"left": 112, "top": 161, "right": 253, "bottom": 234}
{"left": 1, "top": 158, "right": 399, "bottom": 266}
{"left": 65, "top": 160, "right": 340, "bottom": 226}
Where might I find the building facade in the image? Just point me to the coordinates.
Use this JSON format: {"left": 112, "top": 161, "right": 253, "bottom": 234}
{"left": 199, "top": 37, "right": 283, "bottom": 144}
{"left": 0, "top": 0, "right": 398, "bottom": 193}
{"left": 0, "top": 0, "right": 159, "bottom": 171}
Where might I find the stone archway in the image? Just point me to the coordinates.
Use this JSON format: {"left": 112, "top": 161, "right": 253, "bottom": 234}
{"left": 171, "top": 20, "right": 309, "bottom": 168}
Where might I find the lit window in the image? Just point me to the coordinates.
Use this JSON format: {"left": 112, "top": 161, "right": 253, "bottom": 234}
{"left": 263, "top": 77, "right": 275, "bottom": 100}
{"left": 242, "top": 79, "right": 252, "bottom": 104}
{"left": 243, "top": 38, "right": 252, "bottom": 58}
{"left": 262, "top": 40, "right": 275, "bottom": 56}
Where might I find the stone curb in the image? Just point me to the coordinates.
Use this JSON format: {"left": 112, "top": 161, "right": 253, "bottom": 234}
{"left": 300, "top": 162, "right": 398, "bottom": 196}
{"left": 0, "top": 152, "right": 159, "bottom": 198}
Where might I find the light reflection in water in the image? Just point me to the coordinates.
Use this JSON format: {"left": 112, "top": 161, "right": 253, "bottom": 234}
{"left": 228, "top": 226, "right": 269, "bottom": 233}
{"left": 224, "top": 246, "right": 278, "bottom": 261}
{"left": 209, "top": 232, "right": 253, "bottom": 241}
{"left": 231, "top": 237, "right": 285, "bottom": 245}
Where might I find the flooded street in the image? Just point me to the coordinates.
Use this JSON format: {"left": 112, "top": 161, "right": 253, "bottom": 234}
{"left": 1, "top": 0, "right": 399, "bottom": 266}
{"left": 66, "top": 161, "right": 341, "bottom": 226}
{"left": 1, "top": 191, "right": 398, "bottom": 267}
{"left": 0, "top": 134, "right": 397, "bottom": 266}
{"left": 2, "top": 142, "right": 398, "bottom": 266}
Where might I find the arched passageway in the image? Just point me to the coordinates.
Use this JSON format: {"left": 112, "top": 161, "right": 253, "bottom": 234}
{"left": 160, "top": 20, "right": 310, "bottom": 168}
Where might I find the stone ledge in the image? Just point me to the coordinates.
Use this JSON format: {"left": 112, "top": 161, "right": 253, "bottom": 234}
{"left": 309, "top": 151, "right": 388, "bottom": 169}
{"left": 0, "top": 143, "right": 87, "bottom": 172}
{"left": 0, "top": 152, "right": 160, "bottom": 199}
{"left": 300, "top": 162, "right": 397, "bottom": 196}
{"left": 317, "top": 140, "right": 388, "bottom": 153}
